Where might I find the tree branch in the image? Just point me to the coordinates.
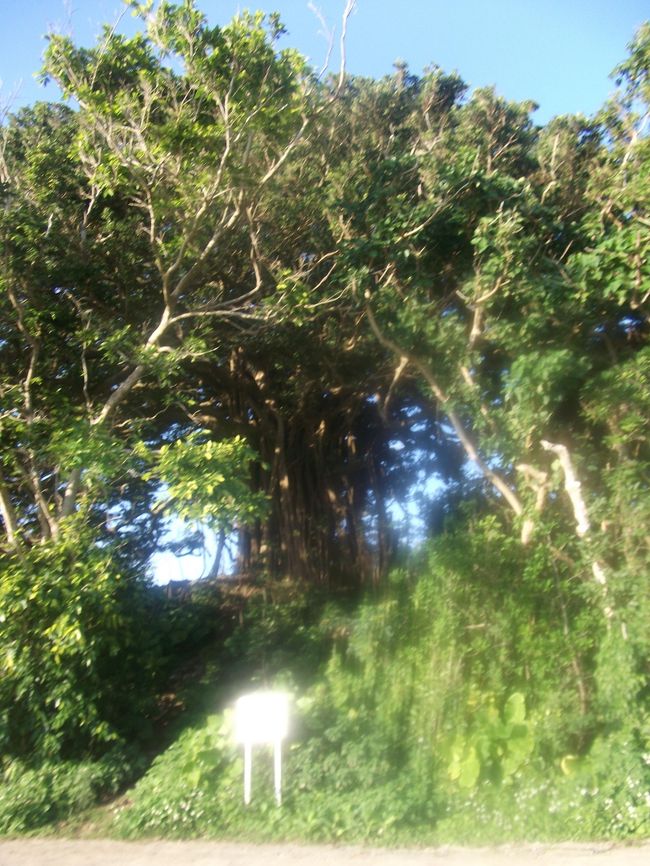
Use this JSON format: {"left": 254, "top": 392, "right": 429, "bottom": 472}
{"left": 91, "top": 364, "right": 146, "bottom": 428}
{"left": 365, "top": 296, "right": 524, "bottom": 518}
{"left": 540, "top": 440, "right": 589, "bottom": 536}
{"left": 0, "top": 476, "right": 21, "bottom": 549}
{"left": 541, "top": 439, "right": 615, "bottom": 624}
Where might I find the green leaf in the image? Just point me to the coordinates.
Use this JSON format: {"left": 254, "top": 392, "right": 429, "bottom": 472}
{"left": 457, "top": 746, "right": 481, "bottom": 789}
{"left": 503, "top": 692, "right": 526, "bottom": 725}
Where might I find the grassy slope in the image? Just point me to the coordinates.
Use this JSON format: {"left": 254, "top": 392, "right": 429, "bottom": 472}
{"left": 7, "top": 548, "right": 650, "bottom": 844}
{"left": 99, "top": 564, "right": 650, "bottom": 843}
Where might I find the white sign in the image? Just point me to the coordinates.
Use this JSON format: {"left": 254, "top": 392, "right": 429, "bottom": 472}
{"left": 234, "top": 691, "right": 290, "bottom": 805}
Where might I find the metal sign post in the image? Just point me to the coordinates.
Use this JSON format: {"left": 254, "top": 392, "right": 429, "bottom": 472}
{"left": 234, "top": 691, "right": 289, "bottom": 806}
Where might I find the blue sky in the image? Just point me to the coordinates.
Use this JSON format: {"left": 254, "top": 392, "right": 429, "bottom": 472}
{"left": 1, "top": 1, "right": 648, "bottom": 124}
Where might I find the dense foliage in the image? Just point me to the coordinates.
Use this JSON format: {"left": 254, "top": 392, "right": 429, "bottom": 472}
{"left": 0, "top": 0, "right": 648, "bottom": 842}
{"left": 113, "top": 536, "right": 649, "bottom": 843}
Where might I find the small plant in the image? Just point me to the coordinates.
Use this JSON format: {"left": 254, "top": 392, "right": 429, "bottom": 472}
{"left": 446, "top": 692, "right": 534, "bottom": 789}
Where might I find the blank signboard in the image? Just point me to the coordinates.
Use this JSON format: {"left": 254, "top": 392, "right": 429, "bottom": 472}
{"left": 234, "top": 691, "right": 290, "bottom": 805}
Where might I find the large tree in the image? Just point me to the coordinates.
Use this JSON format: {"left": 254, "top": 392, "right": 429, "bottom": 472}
{"left": 1, "top": 1, "right": 316, "bottom": 550}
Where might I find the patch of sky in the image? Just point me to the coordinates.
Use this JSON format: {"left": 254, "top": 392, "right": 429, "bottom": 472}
{"left": 149, "top": 517, "right": 237, "bottom": 585}
{"left": 385, "top": 472, "right": 446, "bottom": 548}
{"left": 150, "top": 462, "right": 448, "bottom": 584}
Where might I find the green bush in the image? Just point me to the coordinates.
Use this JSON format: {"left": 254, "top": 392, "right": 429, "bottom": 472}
{"left": 0, "top": 749, "right": 140, "bottom": 834}
{"left": 220, "top": 581, "right": 335, "bottom": 689}
{"left": 0, "top": 524, "right": 162, "bottom": 762}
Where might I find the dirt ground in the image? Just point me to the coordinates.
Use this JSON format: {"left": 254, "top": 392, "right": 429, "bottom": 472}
{"left": 1, "top": 840, "right": 649, "bottom": 866}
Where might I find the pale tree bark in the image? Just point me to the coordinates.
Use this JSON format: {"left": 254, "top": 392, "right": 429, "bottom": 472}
{"left": 365, "top": 297, "right": 525, "bottom": 521}
{"left": 60, "top": 467, "right": 83, "bottom": 520}
{"left": 26, "top": 462, "right": 59, "bottom": 540}
{"left": 3, "top": 284, "right": 62, "bottom": 542}
{"left": 0, "top": 477, "right": 20, "bottom": 549}
{"left": 541, "top": 441, "right": 590, "bottom": 536}
{"left": 207, "top": 529, "right": 227, "bottom": 580}
{"left": 540, "top": 440, "right": 616, "bottom": 627}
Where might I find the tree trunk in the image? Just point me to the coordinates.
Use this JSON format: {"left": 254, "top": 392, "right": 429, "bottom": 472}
{"left": 207, "top": 529, "right": 227, "bottom": 579}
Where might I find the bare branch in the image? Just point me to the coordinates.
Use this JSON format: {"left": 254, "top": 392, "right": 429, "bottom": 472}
{"left": 0, "top": 476, "right": 21, "bottom": 549}
{"left": 336, "top": 0, "right": 356, "bottom": 96}
{"left": 382, "top": 355, "right": 409, "bottom": 420}
{"left": 474, "top": 275, "right": 504, "bottom": 307}
{"left": 259, "top": 114, "right": 310, "bottom": 186}
{"left": 6, "top": 282, "right": 40, "bottom": 419}
{"left": 516, "top": 462, "right": 550, "bottom": 544}
{"left": 91, "top": 364, "right": 146, "bottom": 428}
{"left": 541, "top": 439, "right": 615, "bottom": 624}
{"left": 365, "top": 294, "right": 524, "bottom": 518}
{"left": 169, "top": 309, "right": 269, "bottom": 325}
{"left": 308, "top": 2, "right": 336, "bottom": 80}
{"left": 60, "top": 466, "right": 82, "bottom": 519}
{"left": 540, "top": 440, "right": 590, "bottom": 536}
{"left": 170, "top": 194, "right": 244, "bottom": 300}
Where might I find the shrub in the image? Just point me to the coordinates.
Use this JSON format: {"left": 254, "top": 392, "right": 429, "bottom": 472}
{"left": 0, "top": 524, "right": 162, "bottom": 762}
{"left": 0, "top": 749, "right": 140, "bottom": 834}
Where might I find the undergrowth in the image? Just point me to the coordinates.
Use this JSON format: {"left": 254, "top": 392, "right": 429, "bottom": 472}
{"left": 110, "top": 519, "right": 650, "bottom": 843}
{"left": 0, "top": 748, "right": 143, "bottom": 835}
{"left": 4, "top": 518, "right": 650, "bottom": 842}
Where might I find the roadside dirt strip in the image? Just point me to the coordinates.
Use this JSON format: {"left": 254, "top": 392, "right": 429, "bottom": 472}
{"left": 1, "top": 840, "right": 650, "bottom": 866}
